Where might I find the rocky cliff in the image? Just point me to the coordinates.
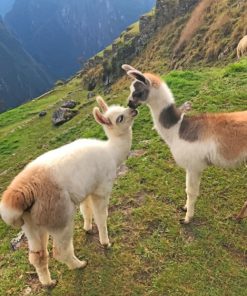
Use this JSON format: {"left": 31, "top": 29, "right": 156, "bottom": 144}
{"left": 80, "top": 0, "right": 246, "bottom": 91}
{"left": 80, "top": 0, "right": 200, "bottom": 88}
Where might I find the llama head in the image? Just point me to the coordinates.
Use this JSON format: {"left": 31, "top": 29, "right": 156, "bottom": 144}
{"left": 93, "top": 96, "right": 138, "bottom": 137}
{"left": 122, "top": 64, "right": 174, "bottom": 109}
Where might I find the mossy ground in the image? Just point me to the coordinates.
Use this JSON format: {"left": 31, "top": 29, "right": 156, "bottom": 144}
{"left": 0, "top": 59, "right": 246, "bottom": 296}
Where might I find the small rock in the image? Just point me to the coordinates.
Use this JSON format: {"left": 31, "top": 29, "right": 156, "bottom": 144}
{"left": 87, "top": 91, "right": 95, "bottom": 100}
{"left": 88, "top": 79, "right": 96, "bottom": 91}
{"left": 23, "top": 287, "right": 32, "bottom": 296}
{"left": 61, "top": 100, "right": 77, "bottom": 109}
{"left": 129, "top": 149, "right": 146, "bottom": 158}
{"left": 52, "top": 108, "right": 78, "bottom": 126}
{"left": 39, "top": 111, "right": 47, "bottom": 117}
{"left": 10, "top": 231, "right": 25, "bottom": 251}
{"left": 117, "top": 164, "right": 129, "bottom": 177}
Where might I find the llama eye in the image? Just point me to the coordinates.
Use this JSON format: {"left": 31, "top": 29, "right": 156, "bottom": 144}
{"left": 116, "top": 115, "right": 124, "bottom": 123}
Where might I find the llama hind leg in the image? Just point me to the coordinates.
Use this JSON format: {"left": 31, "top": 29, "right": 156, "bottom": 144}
{"left": 80, "top": 196, "right": 93, "bottom": 233}
{"left": 182, "top": 170, "right": 202, "bottom": 224}
{"left": 52, "top": 222, "right": 87, "bottom": 270}
{"left": 23, "top": 223, "right": 55, "bottom": 287}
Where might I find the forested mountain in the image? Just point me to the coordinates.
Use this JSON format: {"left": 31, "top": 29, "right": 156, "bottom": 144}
{"left": 5, "top": 0, "right": 155, "bottom": 80}
{"left": 0, "top": 18, "right": 51, "bottom": 112}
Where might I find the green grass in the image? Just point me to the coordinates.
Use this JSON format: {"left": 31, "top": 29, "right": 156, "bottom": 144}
{"left": 0, "top": 59, "right": 246, "bottom": 295}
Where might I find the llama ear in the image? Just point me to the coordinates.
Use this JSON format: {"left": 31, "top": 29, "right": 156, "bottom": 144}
{"left": 96, "top": 96, "right": 108, "bottom": 113}
{"left": 127, "top": 70, "right": 150, "bottom": 86}
{"left": 179, "top": 101, "right": 192, "bottom": 113}
{"left": 93, "top": 107, "right": 111, "bottom": 126}
{"left": 122, "top": 64, "right": 137, "bottom": 72}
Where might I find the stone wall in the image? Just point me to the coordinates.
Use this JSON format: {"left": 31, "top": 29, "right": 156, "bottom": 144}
{"left": 80, "top": 0, "right": 201, "bottom": 87}
{"left": 155, "top": 0, "right": 200, "bottom": 28}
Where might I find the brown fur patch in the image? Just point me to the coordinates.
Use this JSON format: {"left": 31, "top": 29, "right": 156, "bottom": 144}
{"left": 211, "top": 112, "right": 247, "bottom": 161}
{"left": 179, "top": 114, "right": 205, "bottom": 142}
{"left": 1, "top": 168, "right": 36, "bottom": 211}
{"left": 2, "top": 166, "right": 71, "bottom": 229}
{"left": 180, "top": 111, "right": 247, "bottom": 161}
{"left": 160, "top": 104, "right": 182, "bottom": 128}
{"left": 144, "top": 73, "right": 162, "bottom": 88}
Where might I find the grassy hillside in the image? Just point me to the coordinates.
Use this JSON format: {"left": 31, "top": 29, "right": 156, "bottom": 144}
{"left": 0, "top": 58, "right": 246, "bottom": 296}
{"left": 82, "top": 0, "right": 246, "bottom": 89}
{"left": 131, "top": 0, "right": 247, "bottom": 74}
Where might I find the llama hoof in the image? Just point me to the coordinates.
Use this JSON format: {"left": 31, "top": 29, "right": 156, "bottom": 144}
{"left": 231, "top": 215, "right": 243, "bottom": 222}
{"left": 85, "top": 229, "right": 94, "bottom": 235}
{"left": 76, "top": 260, "right": 88, "bottom": 269}
{"left": 43, "top": 279, "right": 58, "bottom": 289}
{"left": 180, "top": 206, "right": 187, "bottom": 212}
{"left": 179, "top": 218, "right": 191, "bottom": 225}
{"left": 69, "top": 259, "right": 88, "bottom": 270}
{"left": 101, "top": 242, "right": 111, "bottom": 249}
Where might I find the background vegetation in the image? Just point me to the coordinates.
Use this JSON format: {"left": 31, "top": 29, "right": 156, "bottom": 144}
{"left": 0, "top": 58, "right": 246, "bottom": 296}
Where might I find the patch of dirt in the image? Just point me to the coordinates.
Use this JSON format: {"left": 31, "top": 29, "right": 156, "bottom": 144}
{"left": 133, "top": 269, "right": 152, "bottom": 284}
{"left": 117, "top": 163, "right": 129, "bottom": 177}
{"left": 180, "top": 227, "right": 196, "bottom": 244}
{"left": 110, "top": 190, "right": 149, "bottom": 214}
{"left": 134, "top": 190, "right": 147, "bottom": 206}
{"left": 146, "top": 218, "right": 167, "bottom": 235}
{"left": 22, "top": 272, "right": 41, "bottom": 295}
{"left": 222, "top": 243, "right": 247, "bottom": 266}
{"left": 128, "top": 149, "right": 146, "bottom": 158}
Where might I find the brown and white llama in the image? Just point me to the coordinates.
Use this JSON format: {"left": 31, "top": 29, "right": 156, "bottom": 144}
{"left": 122, "top": 64, "right": 247, "bottom": 223}
{"left": 237, "top": 35, "right": 247, "bottom": 59}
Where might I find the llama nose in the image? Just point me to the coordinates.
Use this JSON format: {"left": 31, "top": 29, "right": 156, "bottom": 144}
{"left": 128, "top": 100, "right": 137, "bottom": 109}
{"left": 130, "top": 109, "right": 138, "bottom": 117}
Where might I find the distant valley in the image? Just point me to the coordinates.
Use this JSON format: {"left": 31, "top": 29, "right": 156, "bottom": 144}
{"left": 0, "top": 18, "right": 51, "bottom": 112}
{"left": 0, "top": 0, "right": 155, "bottom": 112}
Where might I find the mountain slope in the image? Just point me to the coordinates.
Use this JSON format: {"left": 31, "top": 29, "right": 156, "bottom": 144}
{"left": 80, "top": 0, "right": 247, "bottom": 87}
{"left": 5, "top": 0, "right": 155, "bottom": 80}
{"left": 0, "top": 0, "right": 246, "bottom": 294}
{"left": 0, "top": 58, "right": 246, "bottom": 296}
{"left": 0, "top": 19, "right": 51, "bottom": 112}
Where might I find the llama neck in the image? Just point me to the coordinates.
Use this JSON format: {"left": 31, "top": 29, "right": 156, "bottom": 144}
{"left": 148, "top": 83, "right": 175, "bottom": 115}
{"left": 107, "top": 129, "right": 132, "bottom": 167}
{"left": 147, "top": 83, "right": 180, "bottom": 145}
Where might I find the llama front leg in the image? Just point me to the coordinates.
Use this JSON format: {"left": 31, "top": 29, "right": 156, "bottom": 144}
{"left": 80, "top": 196, "right": 93, "bottom": 233}
{"left": 182, "top": 170, "right": 202, "bottom": 224}
{"left": 91, "top": 194, "right": 110, "bottom": 248}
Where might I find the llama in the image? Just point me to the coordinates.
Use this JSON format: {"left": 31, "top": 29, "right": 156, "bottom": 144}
{"left": 237, "top": 35, "right": 247, "bottom": 59}
{"left": 122, "top": 64, "right": 247, "bottom": 224}
{"left": 0, "top": 96, "right": 138, "bottom": 287}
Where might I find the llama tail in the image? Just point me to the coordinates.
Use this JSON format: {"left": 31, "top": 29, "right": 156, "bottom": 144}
{"left": 0, "top": 187, "right": 34, "bottom": 228}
